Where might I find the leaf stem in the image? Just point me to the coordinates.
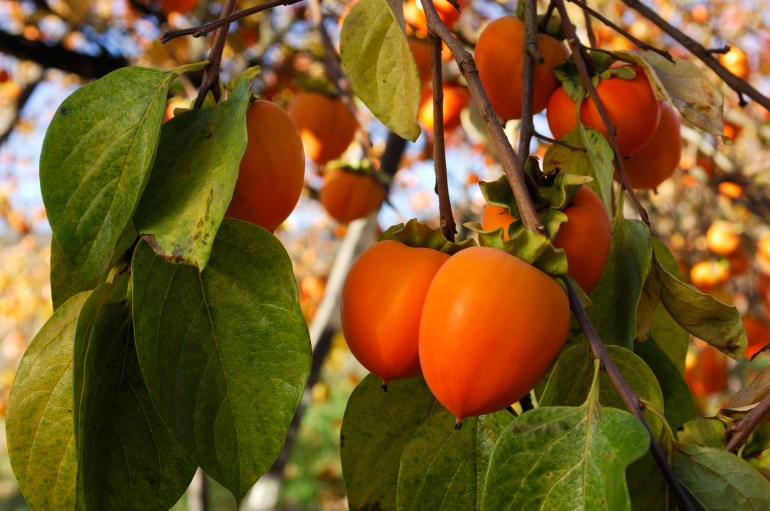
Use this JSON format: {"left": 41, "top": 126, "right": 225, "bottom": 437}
{"left": 561, "top": 276, "right": 697, "bottom": 511}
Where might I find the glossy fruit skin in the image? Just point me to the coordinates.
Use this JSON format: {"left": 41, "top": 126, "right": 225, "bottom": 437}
{"left": 418, "top": 81, "right": 470, "bottom": 132}
{"left": 409, "top": 38, "right": 432, "bottom": 83}
{"left": 226, "top": 100, "right": 305, "bottom": 232}
{"left": 481, "top": 186, "right": 611, "bottom": 293}
{"left": 621, "top": 102, "right": 682, "bottom": 190}
{"left": 319, "top": 168, "right": 385, "bottom": 223}
{"left": 403, "top": 0, "right": 463, "bottom": 35}
{"left": 546, "top": 66, "right": 662, "bottom": 156}
{"left": 341, "top": 240, "right": 450, "bottom": 384}
{"left": 287, "top": 91, "right": 358, "bottom": 165}
{"left": 419, "top": 246, "right": 570, "bottom": 422}
{"left": 475, "top": 16, "right": 568, "bottom": 121}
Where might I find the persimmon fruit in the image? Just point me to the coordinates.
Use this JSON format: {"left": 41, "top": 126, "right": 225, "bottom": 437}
{"left": 225, "top": 100, "right": 305, "bottom": 232}
{"left": 319, "top": 167, "right": 385, "bottom": 223}
{"left": 742, "top": 316, "right": 770, "bottom": 359}
{"left": 720, "top": 46, "right": 750, "bottom": 79}
{"left": 409, "top": 38, "right": 432, "bottom": 83}
{"left": 685, "top": 339, "right": 728, "bottom": 397}
{"left": 417, "top": 81, "right": 470, "bottom": 132}
{"left": 620, "top": 102, "right": 681, "bottom": 190}
{"left": 341, "top": 240, "right": 450, "bottom": 384}
{"left": 546, "top": 66, "right": 661, "bottom": 156}
{"left": 689, "top": 260, "right": 729, "bottom": 293}
{"left": 705, "top": 221, "right": 741, "bottom": 256}
{"left": 481, "top": 185, "right": 611, "bottom": 293}
{"left": 403, "top": 0, "right": 463, "bottom": 36}
{"left": 419, "top": 246, "right": 570, "bottom": 423}
{"left": 287, "top": 91, "right": 358, "bottom": 165}
{"left": 475, "top": 16, "right": 568, "bottom": 121}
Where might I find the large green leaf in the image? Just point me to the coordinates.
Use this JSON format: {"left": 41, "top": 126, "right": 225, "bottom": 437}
{"left": 6, "top": 292, "right": 90, "bottom": 510}
{"left": 340, "top": 0, "right": 421, "bottom": 141}
{"left": 341, "top": 375, "right": 436, "bottom": 511}
{"left": 673, "top": 444, "right": 770, "bottom": 510}
{"left": 131, "top": 218, "right": 311, "bottom": 500}
{"left": 133, "top": 71, "right": 253, "bottom": 270}
{"left": 73, "top": 282, "right": 196, "bottom": 510}
{"left": 540, "top": 344, "right": 664, "bottom": 438}
{"left": 634, "top": 339, "right": 695, "bottom": 432}
{"left": 340, "top": 374, "right": 511, "bottom": 511}
{"left": 482, "top": 363, "right": 649, "bottom": 511}
{"left": 587, "top": 216, "right": 652, "bottom": 349}
{"left": 40, "top": 67, "right": 175, "bottom": 282}
{"left": 627, "top": 452, "right": 670, "bottom": 511}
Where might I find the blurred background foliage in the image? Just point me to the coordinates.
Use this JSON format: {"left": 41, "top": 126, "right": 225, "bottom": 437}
{"left": 1, "top": 0, "right": 770, "bottom": 508}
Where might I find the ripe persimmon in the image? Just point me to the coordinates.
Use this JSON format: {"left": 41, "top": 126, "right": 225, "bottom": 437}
{"left": 409, "top": 38, "right": 432, "bottom": 83}
{"left": 475, "top": 16, "right": 568, "bottom": 121}
{"left": 706, "top": 221, "right": 741, "bottom": 256}
{"left": 685, "top": 339, "right": 728, "bottom": 397}
{"left": 319, "top": 167, "right": 385, "bottom": 223}
{"left": 689, "top": 260, "right": 729, "bottom": 293}
{"left": 341, "top": 240, "right": 450, "bottom": 384}
{"left": 620, "top": 102, "right": 682, "bottom": 190}
{"left": 226, "top": 100, "right": 305, "bottom": 232}
{"left": 546, "top": 66, "right": 661, "bottom": 156}
{"left": 481, "top": 186, "right": 611, "bottom": 293}
{"left": 419, "top": 246, "right": 570, "bottom": 423}
{"left": 403, "top": 0, "right": 463, "bottom": 36}
{"left": 287, "top": 91, "right": 358, "bottom": 165}
{"left": 742, "top": 316, "right": 770, "bottom": 358}
{"left": 417, "top": 81, "right": 470, "bottom": 132}
{"left": 720, "top": 46, "right": 750, "bottom": 79}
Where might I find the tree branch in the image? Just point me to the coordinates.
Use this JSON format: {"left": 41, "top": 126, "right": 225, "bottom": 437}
{"left": 561, "top": 277, "right": 697, "bottom": 511}
{"left": 725, "top": 394, "right": 770, "bottom": 453}
{"left": 194, "top": 0, "right": 238, "bottom": 108}
{"left": 516, "top": 0, "right": 538, "bottom": 167}
{"left": 418, "top": 0, "right": 543, "bottom": 233}
{"left": 622, "top": 0, "right": 770, "bottom": 111}
{"left": 0, "top": 30, "right": 128, "bottom": 78}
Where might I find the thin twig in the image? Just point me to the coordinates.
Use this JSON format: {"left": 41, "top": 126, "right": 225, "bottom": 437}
{"left": 561, "top": 277, "right": 697, "bottom": 511}
{"left": 517, "top": 0, "right": 538, "bottom": 168}
{"left": 427, "top": 32, "right": 456, "bottom": 242}
{"left": 622, "top": 0, "right": 770, "bottom": 111}
{"left": 725, "top": 394, "right": 770, "bottom": 452}
{"left": 161, "top": 0, "right": 305, "bottom": 44}
{"left": 534, "top": 130, "right": 587, "bottom": 152}
{"left": 568, "top": 0, "right": 673, "bottom": 62}
{"left": 193, "top": 0, "right": 238, "bottom": 108}
{"left": 418, "top": 0, "right": 543, "bottom": 233}
{"left": 555, "top": 0, "right": 650, "bottom": 225}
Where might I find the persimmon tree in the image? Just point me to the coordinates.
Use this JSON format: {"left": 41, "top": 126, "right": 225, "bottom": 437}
{"left": 4, "top": 0, "right": 770, "bottom": 509}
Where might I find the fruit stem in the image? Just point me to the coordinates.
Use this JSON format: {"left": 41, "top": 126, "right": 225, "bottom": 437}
{"left": 622, "top": 0, "right": 770, "bottom": 112}
{"left": 560, "top": 276, "right": 697, "bottom": 511}
{"left": 418, "top": 0, "right": 545, "bottom": 234}
{"left": 454, "top": 419, "right": 463, "bottom": 430}
{"left": 427, "top": 32, "right": 456, "bottom": 242}
{"left": 553, "top": 0, "right": 650, "bottom": 225}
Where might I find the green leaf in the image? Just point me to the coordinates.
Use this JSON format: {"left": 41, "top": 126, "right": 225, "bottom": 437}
{"left": 727, "top": 365, "right": 770, "bottom": 411}
{"left": 341, "top": 374, "right": 513, "bottom": 511}
{"left": 341, "top": 375, "right": 436, "bottom": 511}
{"left": 397, "top": 409, "right": 512, "bottom": 511}
{"left": 50, "top": 225, "right": 138, "bottom": 310}
{"left": 73, "top": 282, "right": 196, "bottom": 510}
{"left": 40, "top": 67, "right": 175, "bottom": 282}
{"left": 540, "top": 344, "right": 665, "bottom": 439}
{"left": 613, "top": 51, "right": 724, "bottom": 137}
{"left": 131, "top": 218, "right": 311, "bottom": 500}
{"left": 543, "top": 126, "right": 615, "bottom": 214}
{"left": 676, "top": 419, "right": 726, "bottom": 448}
{"left": 588, "top": 216, "right": 652, "bottom": 349}
{"left": 655, "top": 255, "right": 746, "bottom": 359}
{"left": 673, "top": 444, "right": 770, "bottom": 510}
{"left": 133, "top": 71, "right": 252, "bottom": 270}
{"left": 482, "top": 364, "right": 649, "bottom": 511}
{"left": 627, "top": 452, "right": 670, "bottom": 511}
{"left": 634, "top": 339, "right": 695, "bottom": 431}
{"left": 340, "top": 0, "right": 421, "bottom": 141}
{"left": 6, "top": 292, "right": 91, "bottom": 510}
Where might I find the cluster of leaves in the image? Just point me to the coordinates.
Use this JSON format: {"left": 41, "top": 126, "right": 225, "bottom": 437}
{"left": 5, "top": 65, "right": 313, "bottom": 509}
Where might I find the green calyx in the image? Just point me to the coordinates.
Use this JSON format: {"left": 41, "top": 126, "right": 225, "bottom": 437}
{"left": 379, "top": 219, "right": 476, "bottom": 255}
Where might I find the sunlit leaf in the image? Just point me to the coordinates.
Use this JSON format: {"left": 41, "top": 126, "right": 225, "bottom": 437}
{"left": 133, "top": 70, "right": 253, "bottom": 270}
{"left": 483, "top": 362, "right": 649, "bottom": 511}
{"left": 340, "top": 0, "right": 421, "bottom": 141}
{"left": 6, "top": 292, "right": 90, "bottom": 510}
{"left": 131, "top": 219, "right": 311, "bottom": 500}
{"left": 41, "top": 67, "right": 175, "bottom": 282}
{"left": 634, "top": 340, "right": 694, "bottom": 431}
